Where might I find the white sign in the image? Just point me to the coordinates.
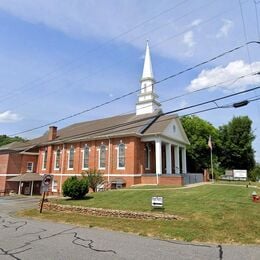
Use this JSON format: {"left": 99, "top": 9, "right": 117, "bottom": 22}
{"left": 151, "top": 196, "right": 164, "bottom": 208}
{"left": 233, "top": 170, "right": 247, "bottom": 178}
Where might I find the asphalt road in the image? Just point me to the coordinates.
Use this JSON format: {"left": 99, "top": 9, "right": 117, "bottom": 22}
{"left": 0, "top": 196, "right": 259, "bottom": 260}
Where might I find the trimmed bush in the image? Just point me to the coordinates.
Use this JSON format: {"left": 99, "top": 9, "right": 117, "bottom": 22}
{"left": 62, "top": 176, "right": 89, "bottom": 199}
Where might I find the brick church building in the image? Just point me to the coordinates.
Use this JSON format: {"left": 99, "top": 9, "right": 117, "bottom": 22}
{"left": 0, "top": 42, "right": 190, "bottom": 195}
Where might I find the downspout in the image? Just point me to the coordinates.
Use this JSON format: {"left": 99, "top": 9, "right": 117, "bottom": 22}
{"left": 60, "top": 144, "right": 65, "bottom": 194}
{"left": 107, "top": 137, "right": 111, "bottom": 182}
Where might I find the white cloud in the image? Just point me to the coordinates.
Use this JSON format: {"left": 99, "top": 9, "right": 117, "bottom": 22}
{"left": 190, "top": 19, "right": 202, "bottom": 27}
{"left": 186, "top": 60, "right": 260, "bottom": 92}
{"left": 216, "top": 19, "right": 234, "bottom": 38}
{"left": 0, "top": 0, "right": 209, "bottom": 61}
{"left": 183, "top": 31, "right": 195, "bottom": 48}
{"left": 0, "top": 111, "right": 22, "bottom": 123}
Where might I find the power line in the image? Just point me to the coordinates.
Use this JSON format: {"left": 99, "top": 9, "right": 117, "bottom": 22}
{"left": 254, "top": 0, "right": 260, "bottom": 40}
{"left": 9, "top": 41, "right": 260, "bottom": 136}
{"left": 120, "top": 70, "right": 260, "bottom": 115}
{"left": 0, "top": 0, "right": 221, "bottom": 109}
{"left": 0, "top": 0, "right": 189, "bottom": 103}
{"left": 1, "top": 0, "right": 240, "bottom": 110}
{"left": 15, "top": 85, "right": 260, "bottom": 146}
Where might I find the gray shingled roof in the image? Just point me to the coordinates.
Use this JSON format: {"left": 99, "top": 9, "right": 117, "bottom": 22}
{"left": 7, "top": 172, "right": 43, "bottom": 182}
{"left": 1, "top": 111, "right": 190, "bottom": 151}
{"left": 1, "top": 111, "right": 169, "bottom": 151}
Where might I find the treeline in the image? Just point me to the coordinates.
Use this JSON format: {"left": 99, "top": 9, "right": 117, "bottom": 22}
{"left": 0, "top": 135, "right": 25, "bottom": 147}
{"left": 181, "top": 115, "right": 259, "bottom": 180}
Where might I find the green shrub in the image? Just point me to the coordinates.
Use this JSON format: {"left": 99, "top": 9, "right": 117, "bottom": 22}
{"left": 62, "top": 176, "right": 89, "bottom": 199}
{"left": 82, "top": 169, "right": 104, "bottom": 192}
{"left": 249, "top": 164, "right": 260, "bottom": 182}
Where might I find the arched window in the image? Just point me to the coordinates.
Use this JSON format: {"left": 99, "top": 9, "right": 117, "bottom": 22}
{"left": 55, "top": 148, "right": 61, "bottom": 169}
{"left": 117, "top": 143, "right": 125, "bottom": 169}
{"left": 68, "top": 146, "right": 74, "bottom": 169}
{"left": 42, "top": 148, "right": 48, "bottom": 170}
{"left": 82, "top": 145, "right": 89, "bottom": 169}
{"left": 145, "top": 144, "right": 151, "bottom": 170}
{"left": 99, "top": 144, "right": 106, "bottom": 169}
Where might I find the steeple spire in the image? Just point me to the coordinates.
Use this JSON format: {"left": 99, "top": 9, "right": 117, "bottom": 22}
{"left": 136, "top": 41, "right": 161, "bottom": 115}
{"left": 141, "top": 41, "right": 154, "bottom": 80}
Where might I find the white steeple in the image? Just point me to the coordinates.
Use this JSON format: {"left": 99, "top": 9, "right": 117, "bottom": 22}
{"left": 136, "top": 41, "right": 161, "bottom": 115}
{"left": 141, "top": 41, "right": 154, "bottom": 80}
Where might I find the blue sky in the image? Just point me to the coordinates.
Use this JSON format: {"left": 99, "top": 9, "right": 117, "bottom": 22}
{"left": 0, "top": 0, "right": 260, "bottom": 162}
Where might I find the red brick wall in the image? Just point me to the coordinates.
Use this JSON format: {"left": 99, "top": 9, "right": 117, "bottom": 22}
{"left": 141, "top": 175, "right": 183, "bottom": 186}
{"left": 0, "top": 154, "right": 9, "bottom": 174}
{"left": 0, "top": 176, "right": 6, "bottom": 193}
{"left": 20, "top": 155, "right": 38, "bottom": 173}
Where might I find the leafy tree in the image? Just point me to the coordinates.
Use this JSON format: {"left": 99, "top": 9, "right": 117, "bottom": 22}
{"left": 249, "top": 164, "right": 260, "bottom": 181}
{"left": 0, "top": 135, "right": 25, "bottom": 147}
{"left": 82, "top": 169, "right": 104, "bottom": 192}
{"left": 219, "top": 116, "right": 255, "bottom": 171}
{"left": 181, "top": 116, "right": 220, "bottom": 173}
{"left": 62, "top": 176, "right": 89, "bottom": 199}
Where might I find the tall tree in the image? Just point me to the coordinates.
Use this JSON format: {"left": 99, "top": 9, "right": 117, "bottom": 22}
{"left": 181, "top": 116, "right": 220, "bottom": 173}
{"left": 219, "top": 116, "right": 255, "bottom": 171}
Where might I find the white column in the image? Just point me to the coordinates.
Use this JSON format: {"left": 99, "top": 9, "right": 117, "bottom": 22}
{"left": 165, "top": 143, "right": 172, "bottom": 174}
{"left": 18, "top": 181, "right": 21, "bottom": 195}
{"left": 155, "top": 139, "right": 162, "bottom": 175}
{"left": 30, "top": 181, "right": 34, "bottom": 196}
{"left": 182, "top": 147, "right": 187, "bottom": 174}
{"left": 174, "top": 145, "right": 180, "bottom": 174}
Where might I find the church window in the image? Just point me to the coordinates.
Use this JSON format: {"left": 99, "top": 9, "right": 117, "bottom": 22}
{"left": 42, "top": 149, "right": 47, "bottom": 170}
{"left": 82, "top": 145, "right": 89, "bottom": 169}
{"left": 68, "top": 146, "right": 74, "bottom": 169}
{"left": 117, "top": 143, "right": 125, "bottom": 169}
{"left": 145, "top": 144, "right": 151, "bottom": 170}
{"left": 99, "top": 144, "right": 106, "bottom": 169}
{"left": 54, "top": 148, "right": 61, "bottom": 170}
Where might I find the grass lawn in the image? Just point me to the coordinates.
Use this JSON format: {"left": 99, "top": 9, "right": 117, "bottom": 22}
{"left": 18, "top": 185, "right": 260, "bottom": 244}
{"left": 215, "top": 180, "right": 260, "bottom": 187}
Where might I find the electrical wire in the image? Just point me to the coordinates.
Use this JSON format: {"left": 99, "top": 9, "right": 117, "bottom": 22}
{"left": 0, "top": 0, "right": 239, "bottom": 108}
{"left": 9, "top": 41, "right": 260, "bottom": 136}
{"left": 11, "top": 85, "right": 260, "bottom": 147}
{"left": 0, "top": 0, "right": 190, "bottom": 103}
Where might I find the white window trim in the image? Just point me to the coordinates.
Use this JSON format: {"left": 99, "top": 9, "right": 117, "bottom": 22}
{"left": 42, "top": 150, "right": 47, "bottom": 170}
{"left": 54, "top": 150, "right": 61, "bottom": 170}
{"left": 116, "top": 143, "right": 126, "bottom": 170}
{"left": 145, "top": 144, "right": 151, "bottom": 170}
{"left": 52, "top": 179, "right": 58, "bottom": 192}
{"left": 98, "top": 145, "right": 106, "bottom": 169}
{"left": 81, "top": 146, "right": 90, "bottom": 170}
{"left": 67, "top": 148, "right": 74, "bottom": 170}
{"left": 26, "top": 162, "right": 34, "bottom": 173}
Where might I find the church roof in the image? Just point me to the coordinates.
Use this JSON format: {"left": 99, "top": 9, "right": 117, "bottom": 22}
{"left": 0, "top": 110, "right": 190, "bottom": 152}
{"left": 0, "top": 111, "right": 163, "bottom": 151}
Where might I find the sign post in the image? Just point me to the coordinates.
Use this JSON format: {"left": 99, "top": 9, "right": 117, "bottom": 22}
{"left": 40, "top": 174, "right": 52, "bottom": 213}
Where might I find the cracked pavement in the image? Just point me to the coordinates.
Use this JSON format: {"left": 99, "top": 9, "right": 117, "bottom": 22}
{"left": 0, "top": 196, "right": 259, "bottom": 260}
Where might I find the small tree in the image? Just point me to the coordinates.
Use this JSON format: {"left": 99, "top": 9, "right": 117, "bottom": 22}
{"left": 249, "top": 164, "right": 260, "bottom": 182}
{"left": 62, "top": 176, "right": 89, "bottom": 199}
{"left": 83, "top": 169, "right": 104, "bottom": 192}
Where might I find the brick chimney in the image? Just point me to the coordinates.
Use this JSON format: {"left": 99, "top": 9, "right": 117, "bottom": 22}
{"left": 48, "top": 126, "right": 57, "bottom": 141}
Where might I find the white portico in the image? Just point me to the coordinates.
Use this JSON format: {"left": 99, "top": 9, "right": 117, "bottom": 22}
{"left": 141, "top": 115, "right": 189, "bottom": 175}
